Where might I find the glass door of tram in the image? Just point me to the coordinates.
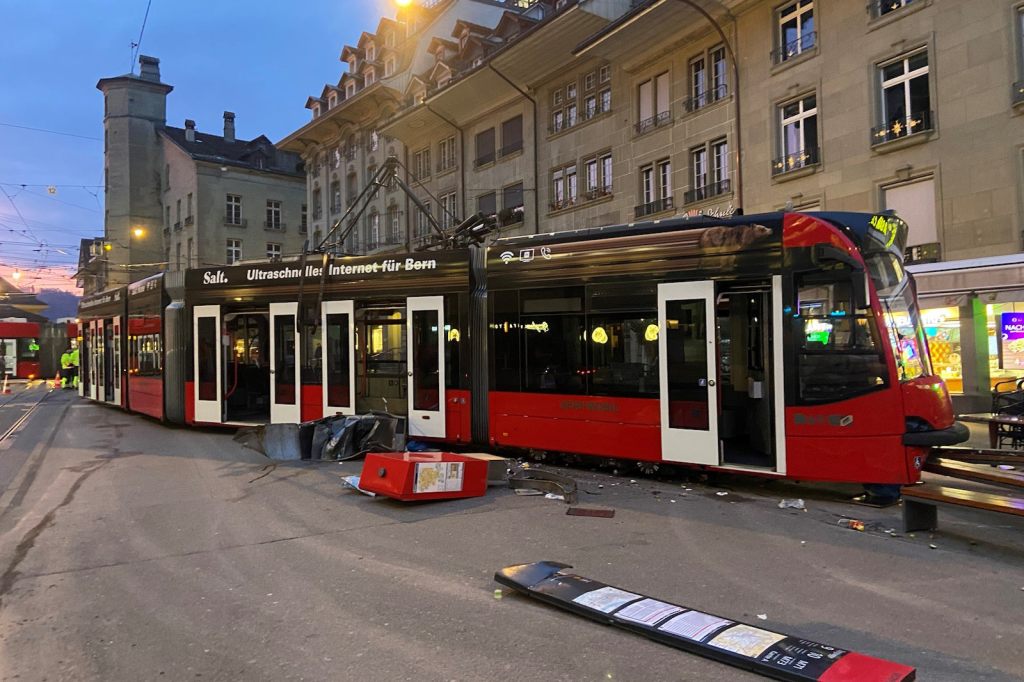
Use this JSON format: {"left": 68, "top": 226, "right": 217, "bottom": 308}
{"left": 110, "top": 316, "right": 122, "bottom": 406}
{"left": 88, "top": 321, "right": 99, "bottom": 401}
{"left": 193, "top": 305, "right": 222, "bottom": 424}
{"left": 406, "top": 296, "right": 445, "bottom": 438}
{"left": 322, "top": 300, "right": 355, "bottom": 417}
{"left": 658, "top": 281, "right": 719, "bottom": 465}
{"left": 269, "top": 302, "right": 301, "bottom": 424}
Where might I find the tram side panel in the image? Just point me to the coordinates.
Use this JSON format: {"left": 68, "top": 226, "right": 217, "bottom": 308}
{"left": 126, "top": 275, "right": 169, "bottom": 421}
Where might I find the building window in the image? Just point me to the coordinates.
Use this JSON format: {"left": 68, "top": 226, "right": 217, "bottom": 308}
{"left": 477, "top": 191, "right": 497, "bottom": 218}
{"left": 187, "top": 238, "right": 194, "bottom": 268}
{"left": 365, "top": 68, "right": 376, "bottom": 86}
{"left": 175, "top": 198, "right": 181, "bottom": 226}
{"left": 686, "top": 46, "right": 728, "bottom": 112}
{"left": 500, "top": 115, "right": 523, "bottom": 157}
{"left": 312, "top": 189, "right": 322, "bottom": 220}
{"left": 331, "top": 180, "right": 342, "bottom": 214}
{"left": 636, "top": 72, "right": 671, "bottom": 134}
{"left": 186, "top": 192, "right": 193, "bottom": 223}
{"left": 475, "top": 128, "right": 496, "bottom": 167}
{"left": 384, "top": 58, "right": 396, "bottom": 77}
{"left": 415, "top": 201, "right": 433, "bottom": 239}
{"left": 773, "top": 1, "right": 816, "bottom": 65}
{"left": 312, "top": 104, "right": 321, "bottom": 119}
{"left": 1016, "top": 9, "right": 1024, "bottom": 104}
{"left": 439, "top": 136, "right": 456, "bottom": 172}
{"left": 164, "top": 164, "right": 170, "bottom": 189}
{"left": 266, "top": 242, "right": 281, "bottom": 260}
{"left": 265, "top": 200, "right": 282, "bottom": 229}
{"left": 584, "top": 72, "right": 596, "bottom": 91}
{"left": 165, "top": 205, "right": 171, "bottom": 231}
{"left": 551, "top": 110, "right": 565, "bottom": 133}
{"left": 367, "top": 211, "right": 380, "bottom": 249}
{"left": 439, "top": 192, "right": 458, "bottom": 230}
{"left": 225, "top": 194, "right": 242, "bottom": 225}
{"left": 882, "top": 176, "right": 938, "bottom": 252}
{"left": 366, "top": 43, "right": 375, "bottom": 62}
{"left": 226, "top": 239, "right": 242, "bottom": 264}
{"left": 386, "top": 204, "right": 401, "bottom": 243}
{"left": 345, "top": 82, "right": 356, "bottom": 98}
{"left": 583, "top": 152, "right": 613, "bottom": 200}
{"left": 636, "top": 158, "right": 672, "bottom": 218}
{"left": 684, "top": 139, "right": 730, "bottom": 204}
{"left": 873, "top": 49, "right": 932, "bottom": 145}
{"left": 599, "top": 65, "right": 611, "bottom": 83}
{"left": 600, "top": 88, "right": 612, "bottom": 114}
{"left": 413, "top": 147, "right": 431, "bottom": 181}
{"left": 550, "top": 164, "right": 578, "bottom": 211}
{"left": 553, "top": 88, "right": 563, "bottom": 107}
{"left": 328, "top": 94, "right": 337, "bottom": 109}
{"left": 773, "top": 93, "right": 819, "bottom": 175}
{"left": 175, "top": 242, "right": 182, "bottom": 270}
{"left": 501, "top": 182, "right": 525, "bottom": 225}
{"left": 301, "top": 204, "right": 308, "bottom": 232}
{"left": 871, "top": 0, "right": 918, "bottom": 19}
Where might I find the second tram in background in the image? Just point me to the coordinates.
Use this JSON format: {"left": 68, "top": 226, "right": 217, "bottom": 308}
{"left": 77, "top": 211, "right": 968, "bottom": 485}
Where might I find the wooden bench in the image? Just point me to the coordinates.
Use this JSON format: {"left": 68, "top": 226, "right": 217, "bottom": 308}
{"left": 902, "top": 483, "right": 1024, "bottom": 532}
{"left": 932, "top": 447, "right": 1024, "bottom": 467}
{"left": 924, "top": 458, "right": 1024, "bottom": 489}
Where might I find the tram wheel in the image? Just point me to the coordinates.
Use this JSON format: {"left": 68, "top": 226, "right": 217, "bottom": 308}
{"left": 636, "top": 461, "right": 660, "bottom": 476}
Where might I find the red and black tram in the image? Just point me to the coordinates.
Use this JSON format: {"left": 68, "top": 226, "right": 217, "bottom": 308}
{"left": 76, "top": 211, "right": 967, "bottom": 484}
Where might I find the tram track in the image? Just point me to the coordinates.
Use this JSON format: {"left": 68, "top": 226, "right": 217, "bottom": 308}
{"left": 0, "top": 383, "right": 53, "bottom": 446}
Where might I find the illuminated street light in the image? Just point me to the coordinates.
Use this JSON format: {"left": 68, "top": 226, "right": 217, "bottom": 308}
{"left": 133, "top": 227, "right": 145, "bottom": 238}
{"left": 394, "top": 0, "right": 412, "bottom": 6}
{"left": 11, "top": 270, "right": 21, "bottom": 280}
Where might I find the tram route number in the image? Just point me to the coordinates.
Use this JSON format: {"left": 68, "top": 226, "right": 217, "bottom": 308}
{"left": 559, "top": 400, "right": 619, "bottom": 413}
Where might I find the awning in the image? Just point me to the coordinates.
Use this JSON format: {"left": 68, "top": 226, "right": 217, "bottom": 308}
{"left": 909, "top": 254, "right": 1024, "bottom": 303}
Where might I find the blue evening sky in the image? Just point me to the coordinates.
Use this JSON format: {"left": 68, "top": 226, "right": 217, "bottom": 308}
{"left": 0, "top": 0, "right": 385, "bottom": 291}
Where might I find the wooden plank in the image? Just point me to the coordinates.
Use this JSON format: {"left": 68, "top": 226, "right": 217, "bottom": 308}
{"left": 924, "top": 458, "right": 1024, "bottom": 490}
{"left": 931, "top": 449, "right": 1024, "bottom": 466}
{"left": 957, "top": 412, "right": 1024, "bottom": 426}
{"left": 901, "top": 483, "right": 1024, "bottom": 517}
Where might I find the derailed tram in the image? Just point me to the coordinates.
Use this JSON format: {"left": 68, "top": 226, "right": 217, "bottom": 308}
{"left": 77, "top": 211, "right": 968, "bottom": 485}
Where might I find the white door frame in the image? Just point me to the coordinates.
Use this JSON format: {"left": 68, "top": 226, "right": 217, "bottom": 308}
{"left": 88, "top": 321, "right": 99, "bottom": 401}
{"left": 658, "top": 281, "right": 719, "bottom": 465}
{"left": 111, "top": 315, "right": 122, "bottom": 406}
{"left": 406, "top": 296, "right": 446, "bottom": 439}
{"left": 270, "top": 302, "right": 301, "bottom": 424}
{"left": 771, "top": 275, "right": 787, "bottom": 475}
{"left": 321, "top": 300, "right": 356, "bottom": 417}
{"left": 193, "top": 305, "right": 222, "bottom": 424}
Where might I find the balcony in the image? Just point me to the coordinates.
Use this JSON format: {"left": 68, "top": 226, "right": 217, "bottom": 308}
{"left": 684, "top": 179, "right": 731, "bottom": 205}
{"left": 770, "top": 31, "right": 817, "bottom": 66}
{"left": 634, "top": 110, "right": 671, "bottom": 136}
{"left": 474, "top": 151, "right": 496, "bottom": 168}
{"left": 264, "top": 221, "right": 286, "bottom": 231}
{"left": 683, "top": 84, "right": 728, "bottom": 113}
{"left": 870, "top": 110, "right": 933, "bottom": 146}
{"left": 499, "top": 142, "right": 523, "bottom": 158}
{"left": 313, "top": 206, "right": 323, "bottom": 220}
{"left": 1014, "top": 81, "right": 1024, "bottom": 106}
{"left": 173, "top": 221, "right": 182, "bottom": 231}
{"left": 224, "top": 217, "right": 247, "bottom": 228}
{"left": 634, "top": 196, "right": 673, "bottom": 219}
{"left": 331, "top": 202, "right": 343, "bottom": 215}
{"left": 772, "top": 146, "right": 820, "bottom": 177}
{"left": 183, "top": 215, "right": 194, "bottom": 226}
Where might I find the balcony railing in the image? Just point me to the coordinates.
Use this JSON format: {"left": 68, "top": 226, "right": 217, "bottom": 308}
{"left": 683, "top": 84, "right": 728, "bottom": 113}
{"left": 264, "top": 221, "right": 285, "bottom": 230}
{"left": 870, "top": 110, "right": 933, "bottom": 146}
{"left": 583, "top": 187, "right": 613, "bottom": 202}
{"left": 770, "top": 31, "right": 817, "bottom": 65}
{"left": 499, "top": 142, "right": 523, "bottom": 158}
{"left": 474, "top": 151, "right": 496, "bottom": 168}
{"left": 183, "top": 215, "right": 194, "bottom": 226}
{"left": 437, "top": 158, "right": 457, "bottom": 173}
{"left": 1014, "top": 81, "right": 1024, "bottom": 105}
{"left": 684, "top": 179, "right": 731, "bottom": 205}
{"left": 549, "top": 102, "right": 611, "bottom": 135}
{"left": 634, "top": 110, "right": 671, "bottom": 136}
{"left": 869, "top": 0, "right": 918, "bottom": 19}
{"left": 313, "top": 206, "right": 323, "bottom": 220}
{"left": 330, "top": 203, "right": 342, "bottom": 215}
{"left": 772, "top": 146, "right": 821, "bottom": 176}
{"left": 224, "top": 216, "right": 247, "bottom": 227}
{"left": 548, "top": 197, "right": 577, "bottom": 212}
{"left": 173, "top": 221, "right": 182, "bottom": 231}
{"left": 634, "top": 196, "right": 673, "bottom": 218}
{"left": 411, "top": 168, "right": 431, "bottom": 182}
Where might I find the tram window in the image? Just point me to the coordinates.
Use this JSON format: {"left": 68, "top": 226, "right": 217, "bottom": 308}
{"left": 325, "top": 313, "right": 350, "bottom": 407}
{"left": 197, "top": 317, "right": 217, "bottom": 400}
{"left": 587, "top": 284, "right": 659, "bottom": 397}
{"left": 491, "top": 290, "right": 522, "bottom": 391}
{"left": 444, "top": 295, "right": 461, "bottom": 390}
{"left": 665, "top": 299, "right": 710, "bottom": 429}
{"left": 274, "top": 313, "right": 296, "bottom": 405}
{"left": 411, "top": 308, "right": 440, "bottom": 410}
{"left": 519, "top": 287, "right": 586, "bottom": 394}
{"left": 796, "top": 275, "right": 888, "bottom": 403}
{"left": 17, "top": 339, "right": 39, "bottom": 360}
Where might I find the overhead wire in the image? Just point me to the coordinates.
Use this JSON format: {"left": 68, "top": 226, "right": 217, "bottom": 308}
{"left": 0, "top": 122, "right": 101, "bottom": 142}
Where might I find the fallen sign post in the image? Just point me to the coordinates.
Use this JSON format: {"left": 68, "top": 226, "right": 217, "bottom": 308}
{"left": 494, "top": 561, "right": 915, "bottom": 682}
{"left": 358, "top": 452, "right": 490, "bottom": 501}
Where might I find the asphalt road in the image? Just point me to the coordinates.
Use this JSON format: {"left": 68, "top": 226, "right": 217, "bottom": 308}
{"left": 0, "top": 393, "right": 1023, "bottom": 681}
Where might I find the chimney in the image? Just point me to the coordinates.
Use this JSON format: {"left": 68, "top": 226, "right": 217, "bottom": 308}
{"left": 223, "top": 111, "right": 236, "bottom": 143}
{"left": 185, "top": 119, "right": 196, "bottom": 143}
{"left": 138, "top": 55, "right": 161, "bottom": 83}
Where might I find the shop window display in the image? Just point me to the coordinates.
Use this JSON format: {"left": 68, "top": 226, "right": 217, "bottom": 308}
{"left": 920, "top": 306, "right": 962, "bottom": 393}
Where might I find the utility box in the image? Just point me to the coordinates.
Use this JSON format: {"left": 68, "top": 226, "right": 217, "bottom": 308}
{"left": 359, "top": 452, "right": 489, "bottom": 502}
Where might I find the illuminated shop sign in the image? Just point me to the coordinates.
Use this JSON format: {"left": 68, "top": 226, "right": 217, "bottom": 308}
{"left": 1000, "top": 313, "right": 1024, "bottom": 370}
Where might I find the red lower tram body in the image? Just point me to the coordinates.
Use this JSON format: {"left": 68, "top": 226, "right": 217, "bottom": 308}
{"left": 77, "top": 212, "right": 967, "bottom": 485}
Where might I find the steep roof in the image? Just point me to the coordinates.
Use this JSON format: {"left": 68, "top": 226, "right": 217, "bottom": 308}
{"left": 0, "top": 276, "right": 46, "bottom": 312}
{"left": 161, "top": 126, "right": 303, "bottom": 177}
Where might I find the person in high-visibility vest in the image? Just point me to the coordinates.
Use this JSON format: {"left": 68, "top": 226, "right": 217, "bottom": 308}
{"left": 69, "top": 344, "right": 80, "bottom": 388}
{"left": 60, "top": 347, "right": 73, "bottom": 389}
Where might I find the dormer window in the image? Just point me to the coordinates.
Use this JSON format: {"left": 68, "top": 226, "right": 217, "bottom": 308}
{"left": 385, "top": 57, "right": 396, "bottom": 77}
{"left": 328, "top": 94, "right": 337, "bottom": 109}
{"left": 348, "top": 57, "right": 357, "bottom": 72}
{"left": 312, "top": 104, "right": 321, "bottom": 118}
{"left": 345, "top": 82, "right": 356, "bottom": 98}
{"left": 365, "top": 67, "right": 376, "bottom": 86}
{"left": 385, "top": 32, "right": 395, "bottom": 48}
{"left": 438, "top": 74, "right": 451, "bottom": 89}
{"left": 366, "top": 43, "right": 376, "bottom": 62}
{"left": 460, "top": 30, "right": 469, "bottom": 50}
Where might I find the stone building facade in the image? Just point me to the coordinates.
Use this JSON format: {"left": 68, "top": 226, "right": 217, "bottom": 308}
{"left": 280, "top": 0, "right": 1024, "bottom": 409}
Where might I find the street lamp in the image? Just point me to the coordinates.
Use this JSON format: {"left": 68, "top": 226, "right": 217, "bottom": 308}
{"left": 132, "top": 227, "right": 145, "bottom": 238}
{"left": 671, "top": 0, "right": 743, "bottom": 211}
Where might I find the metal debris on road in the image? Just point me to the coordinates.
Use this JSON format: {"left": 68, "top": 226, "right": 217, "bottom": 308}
{"left": 838, "top": 519, "right": 866, "bottom": 531}
{"left": 778, "top": 498, "right": 805, "bottom": 510}
{"left": 715, "top": 491, "right": 729, "bottom": 497}
{"left": 566, "top": 506, "right": 615, "bottom": 518}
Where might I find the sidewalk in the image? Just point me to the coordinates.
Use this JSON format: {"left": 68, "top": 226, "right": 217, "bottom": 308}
{"left": 0, "top": 395, "right": 1022, "bottom": 681}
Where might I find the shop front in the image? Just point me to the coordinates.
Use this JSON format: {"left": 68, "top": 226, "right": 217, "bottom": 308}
{"left": 909, "top": 254, "right": 1024, "bottom": 412}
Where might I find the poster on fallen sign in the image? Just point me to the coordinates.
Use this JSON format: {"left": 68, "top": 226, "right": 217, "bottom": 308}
{"left": 414, "top": 461, "right": 464, "bottom": 494}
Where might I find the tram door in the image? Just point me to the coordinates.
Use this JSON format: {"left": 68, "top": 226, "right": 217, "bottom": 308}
{"left": 269, "top": 302, "right": 301, "bottom": 424}
{"left": 88, "top": 321, "right": 99, "bottom": 401}
{"left": 110, "top": 316, "right": 122, "bottom": 406}
{"left": 322, "top": 300, "right": 355, "bottom": 417}
{"left": 407, "top": 296, "right": 445, "bottom": 438}
{"left": 658, "top": 281, "right": 719, "bottom": 465}
{"left": 193, "top": 305, "right": 222, "bottom": 424}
